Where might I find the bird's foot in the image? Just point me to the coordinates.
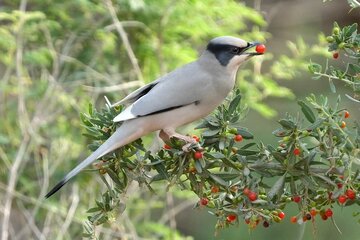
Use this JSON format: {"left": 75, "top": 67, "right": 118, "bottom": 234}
{"left": 159, "top": 129, "right": 202, "bottom": 152}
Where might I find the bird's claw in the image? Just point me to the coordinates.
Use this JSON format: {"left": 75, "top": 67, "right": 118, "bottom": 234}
{"left": 182, "top": 142, "right": 203, "bottom": 152}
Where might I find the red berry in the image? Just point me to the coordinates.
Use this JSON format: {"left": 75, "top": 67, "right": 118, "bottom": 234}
{"left": 192, "top": 135, "right": 200, "bottom": 142}
{"left": 310, "top": 209, "right": 317, "bottom": 217}
{"left": 248, "top": 191, "right": 257, "bottom": 201}
{"left": 194, "top": 151, "right": 203, "bottom": 159}
{"left": 255, "top": 44, "right": 266, "bottom": 54}
{"left": 292, "top": 195, "right": 301, "bottom": 203}
{"left": 290, "top": 216, "right": 297, "bottom": 223}
{"left": 325, "top": 208, "right": 333, "bottom": 217}
{"left": 338, "top": 195, "right": 347, "bottom": 204}
{"left": 344, "top": 111, "right": 350, "bottom": 119}
{"left": 164, "top": 144, "right": 171, "bottom": 150}
{"left": 293, "top": 148, "right": 301, "bottom": 156}
{"left": 226, "top": 214, "right": 237, "bottom": 222}
{"left": 234, "top": 134, "right": 243, "bottom": 142}
{"left": 321, "top": 214, "right": 328, "bottom": 221}
{"left": 337, "top": 183, "right": 343, "bottom": 189}
{"left": 211, "top": 185, "right": 219, "bottom": 194}
{"left": 340, "top": 121, "right": 346, "bottom": 128}
{"left": 243, "top": 187, "right": 250, "bottom": 196}
{"left": 278, "top": 211, "right": 285, "bottom": 220}
{"left": 200, "top": 197, "right": 209, "bottom": 206}
{"left": 263, "top": 221, "right": 269, "bottom": 228}
{"left": 333, "top": 52, "right": 339, "bottom": 59}
{"left": 346, "top": 189, "right": 356, "bottom": 200}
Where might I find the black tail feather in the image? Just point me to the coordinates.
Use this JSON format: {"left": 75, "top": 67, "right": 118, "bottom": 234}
{"left": 45, "top": 179, "right": 67, "bottom": 198}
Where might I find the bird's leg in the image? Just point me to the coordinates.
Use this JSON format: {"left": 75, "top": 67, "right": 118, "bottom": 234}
{"left": 159, "top": 129, "right": 201, "bottom": 152}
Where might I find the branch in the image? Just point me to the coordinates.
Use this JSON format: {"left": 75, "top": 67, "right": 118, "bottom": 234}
{"left": 104, "top": 0, "right": 144, "bottom": 83}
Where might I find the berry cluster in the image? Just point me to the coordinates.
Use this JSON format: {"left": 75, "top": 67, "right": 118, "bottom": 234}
{"left": 326, "top": 22, "right": 359, "bottom": 60}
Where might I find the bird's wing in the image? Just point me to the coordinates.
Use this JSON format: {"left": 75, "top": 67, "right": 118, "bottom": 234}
{"left": 113, "top": 62, "right": 210, "bottom": 122}
{"left": 111, "top": 79, "right": 161, "bottom": 107}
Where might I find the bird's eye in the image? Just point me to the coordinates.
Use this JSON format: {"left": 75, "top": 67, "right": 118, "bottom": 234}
{"left": 231, "top": 47, "right": 240, "bottom": 54}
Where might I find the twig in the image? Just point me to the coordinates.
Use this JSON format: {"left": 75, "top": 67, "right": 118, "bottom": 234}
{"left": 159, "top": 198, "right": 194, "bottom": 224}
{"left": 56, "top": 185, "right": 80, "bottom": 240}
{"left": 104, "top": 0, "right": 144, "bottom": 83}
{"left": 16, "top": 200, "right": 43, "bottom": 239}
{"left": 83, "top": 80, "right": 143, "bottom": 93}
{"left": 1, "top": 3, "right": 29, "bottom": 239}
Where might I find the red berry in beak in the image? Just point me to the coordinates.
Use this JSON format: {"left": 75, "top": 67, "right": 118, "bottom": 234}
{"left": 255, "top": 44, "right": 266, "bottom": 54}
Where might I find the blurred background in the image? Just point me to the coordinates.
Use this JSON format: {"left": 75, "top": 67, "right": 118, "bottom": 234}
{"left": 0, "top": 0, "right": 359, "bottom": 239}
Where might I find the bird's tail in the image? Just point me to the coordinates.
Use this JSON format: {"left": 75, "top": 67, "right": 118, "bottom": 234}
{"left": 45, "top": 121, "right": 143, "bottom": 198}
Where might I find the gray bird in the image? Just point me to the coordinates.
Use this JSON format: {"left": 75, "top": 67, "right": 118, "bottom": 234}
{"left": 46, "top": 36, "right": 264, "bottom": 198}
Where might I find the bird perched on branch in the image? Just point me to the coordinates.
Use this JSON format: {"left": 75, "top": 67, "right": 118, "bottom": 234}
{"left": 46, "top": 36, "right": 264, "bottom": 198}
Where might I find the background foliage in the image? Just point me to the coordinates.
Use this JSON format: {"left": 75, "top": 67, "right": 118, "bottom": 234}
{"left": 0, "top": 0, "right": 359, "bottom": 239}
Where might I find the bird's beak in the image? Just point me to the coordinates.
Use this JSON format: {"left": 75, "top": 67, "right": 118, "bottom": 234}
{"left": 242, "top": 41, "right": 264, "bottom": 56}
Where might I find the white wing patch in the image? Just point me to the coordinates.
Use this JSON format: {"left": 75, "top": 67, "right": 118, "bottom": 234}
{"left": 113, "top": 105, "right": 137, "bottom": 122}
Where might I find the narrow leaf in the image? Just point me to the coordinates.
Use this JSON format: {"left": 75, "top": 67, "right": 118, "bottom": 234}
{"left": 267, "top": 174, "right": 286, "bottom": 200}
{"left": 298, "top": 100, "right": 316, "bottom": 123}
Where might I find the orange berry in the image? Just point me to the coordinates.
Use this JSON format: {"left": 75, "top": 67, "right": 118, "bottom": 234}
{"left": 243, "top": 187, "right": 250, "bottom": 196}
{"left": 290, "top": 216, "right": 297, "bottom": 223}
{"left": 310, "top": 209, "right": 317, "bottom": 217}
{"left": 211, "top": 185, "right": 220, "bottom": 193}
{"left": 344, "top": 111, "right": 350, "bottom": 119}
{"left": 164, "top": 144, "right": 171, "bottom": 150}
{"left": 192, "top": 135, "right": 200, "bottom": 142}
{"left": 340, "top": 121, "right": 346, "bottom": 128}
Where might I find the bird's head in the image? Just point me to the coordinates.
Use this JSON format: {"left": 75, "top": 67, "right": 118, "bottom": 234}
{"left": 205, "top": 36, "right": 264, "bottom": 72}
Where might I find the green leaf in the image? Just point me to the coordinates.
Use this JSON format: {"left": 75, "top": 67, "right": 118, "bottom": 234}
{"left": 267, "top": 174, "right": 286, "bottom": 200}
{"left": 241, "top": 143, "right": 257, "bottom": 149}
{"left": 228, "top": 93, "right": 241, "bottom": 114}
{"left": 209, "top": 173, "right": 228, "bottom": 186}
{"left": 298, "top": 100, "right": 316, "bottom": 123}
{"left": 202, "top": 129, "right": 220, "bottom": 137}
{"left": 329, "top": 79, "right": 336, "bottom": 93}
{"left": 271, "top": 152, "right": 286, "bottom": 163}
{"left": 251, "top": 199, "right": 268, "bottom": 205}
{"left": 308, "top": 62, "right": 322, "bottom": 73}
{"left": 212, "top": 173, "right": 240, "bottom": 181}
{"left": 87, "top": 207, "right": 101, "bottom": 213}
{"left": 278, "top": 119, "right": 296, "bottom": 129}
{"left": 205, "top": 152, "right": 225, "bottom": 159}
{"left": 237, "top": 149, "right": 258, "bottom": 156}
{"left": 106, "top": 168, "right": 123, "bottom": 188}
{"left": 236, "top": 128, "right": 254, "bottom": 139}
{"left": 306, "top": 117, "right": 325, "bottom": 131}
{"left": 152, "top": 159, "right": 169, "bottom": 180}
{"left": 195, "top": 160, "right": 203, "bottom": 173}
